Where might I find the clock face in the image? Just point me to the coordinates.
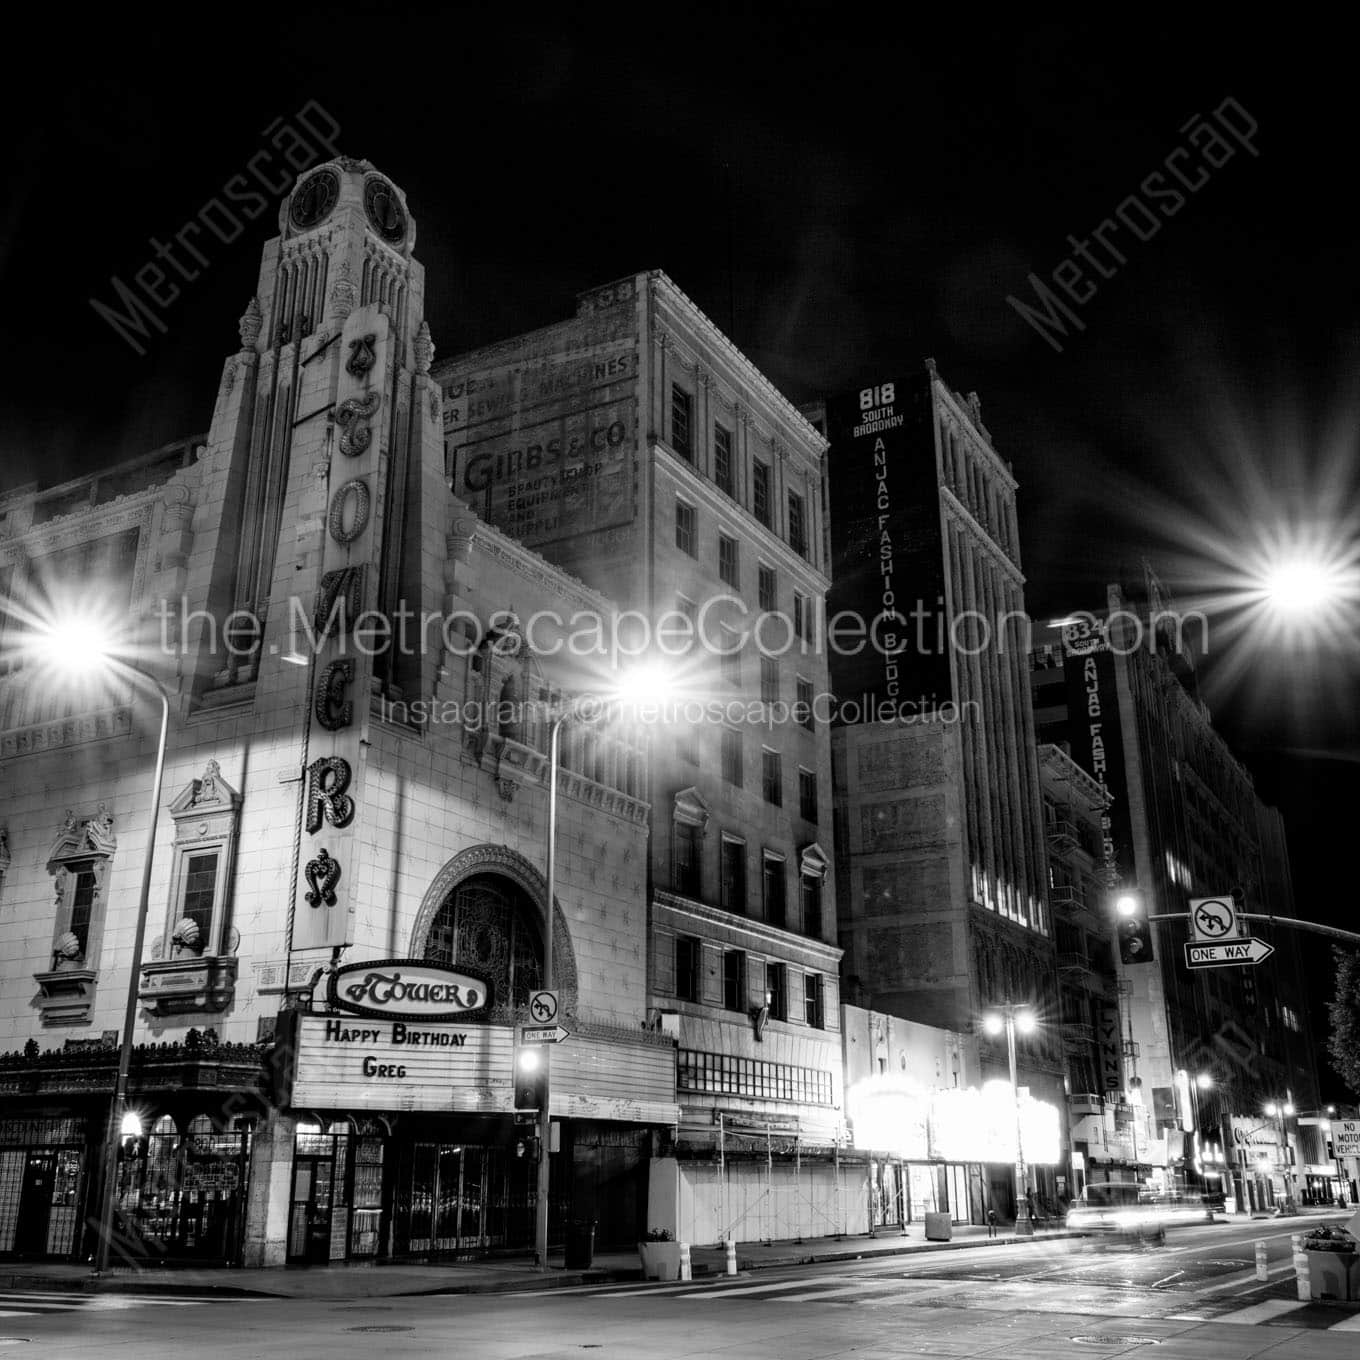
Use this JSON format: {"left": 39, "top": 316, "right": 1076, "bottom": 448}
{"left": 364, "top": 177, "right": 407, "bottom": 244}
{"left": 289, "top": 169, "right": 339, "bottom": 231}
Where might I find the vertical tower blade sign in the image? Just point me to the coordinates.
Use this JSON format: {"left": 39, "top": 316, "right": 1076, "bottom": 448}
{"left": 274, "top": 161, "right": 410, "bottom": 955}
{"left": 292, "top": 302, "right": 391, "bottom": 951}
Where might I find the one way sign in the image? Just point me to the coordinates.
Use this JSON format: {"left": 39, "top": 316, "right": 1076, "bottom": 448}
{"left": 1184, "top": 938, "right": 1275, "bottom": 969}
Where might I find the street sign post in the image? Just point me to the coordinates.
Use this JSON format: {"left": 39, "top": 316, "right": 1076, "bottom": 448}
{"left": 1189, "top": 896, "right": 1238, "bottom": 943}
{"left": 1183, "top": 938, "right": 1275, "bottom": 968}
{"left": 528, "top": 990, "right": 559, "bottom": 1024}
{"left": 519, "top": 1024, "right": 570, "bottom": 1045}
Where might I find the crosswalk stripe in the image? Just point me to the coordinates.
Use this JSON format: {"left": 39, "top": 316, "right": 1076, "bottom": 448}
{"left": 1216, "top": 1298, "right": 1309, "bottom": 1326}
{"left": 705, "top": 1279, "right": 848, "bottom": 1298}
{"left": 768, "top": 1283, "right": 898, "bottom": 1303}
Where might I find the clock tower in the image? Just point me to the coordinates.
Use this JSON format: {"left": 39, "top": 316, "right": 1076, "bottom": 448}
{"left": 190, "top": 156, "right": 445, "bottom": 962}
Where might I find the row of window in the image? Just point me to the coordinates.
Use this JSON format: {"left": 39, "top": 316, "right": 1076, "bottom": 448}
{"left": 673, "top": 936, "right": 826, "bottom": 1027}
{"left": 669, "top": 384, "right": 810, "bottom": 559}
{"left": 672, "top": 592, "right": 817, "bottom": 694}
{"left": 704, "top": 731, "right": 819, "bottom": 817}
{"left": 671, "top": 835, "right": 824, "bottom": 936}
{"left": 674, "top": 504, "right": 815, "bottom": 627}
{"left": 678, "top": 1049, "right": 834, "bottom": 1105}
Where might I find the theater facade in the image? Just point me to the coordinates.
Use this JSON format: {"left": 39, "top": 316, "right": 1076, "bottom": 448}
{"left": 0, "top": 157, "right": 677, "bottom": 1265}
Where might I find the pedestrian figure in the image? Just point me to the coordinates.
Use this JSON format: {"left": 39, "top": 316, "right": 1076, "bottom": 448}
{"left": 986, "top": 1207, "right": 998, "bottom": 1238}
{"left": 1025, "top": 1189, "right": 1038, "bottom": 1224}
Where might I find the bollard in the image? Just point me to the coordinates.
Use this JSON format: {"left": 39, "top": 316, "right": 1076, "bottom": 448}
{"left": 1291, "top": 1233, "right": 1310, "bottom": 1302}
{"left": 725, "top": 1237, "right": 738, "bottom": 1276}
{"left": 679, "top": 1241, "right": 692, "bottom": 1281}
{"left": 1255, "top": 1240, "right": 1268, "bottom": 1281}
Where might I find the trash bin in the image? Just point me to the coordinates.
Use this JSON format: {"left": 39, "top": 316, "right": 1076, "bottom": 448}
{"left": 923, "top": 1212, "right": 952, "bottom": 1242}
{"left": 565, "top": 1219, "right": 596, "bottom": 1270}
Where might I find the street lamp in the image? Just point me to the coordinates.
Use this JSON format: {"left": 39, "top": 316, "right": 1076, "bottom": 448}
{"left": 24, "top": 611, "right": 170, "bottom": 1275}
{"left": 534, "top": 663, "right": 671, "bottom": 1269}
{"left": 983, "top": 1004, "right": 1038, "bottom": 1237}
{"left": 1264, "top": 1101, "right": 1299, "bottom": 1214}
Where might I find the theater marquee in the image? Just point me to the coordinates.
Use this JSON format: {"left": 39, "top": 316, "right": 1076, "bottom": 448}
{"left": 327, "top": 958, "right": 492, "bottom": 1022}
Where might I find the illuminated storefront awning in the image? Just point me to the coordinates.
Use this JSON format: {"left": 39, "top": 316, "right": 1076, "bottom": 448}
{"left": 847, "top": 1076, "right": 1062, "bottom": 1165}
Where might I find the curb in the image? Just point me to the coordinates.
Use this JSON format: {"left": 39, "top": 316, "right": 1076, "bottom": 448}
{"left": 715, "top": 1230, "right": 1086, "bottom": 1274}
{"left": 0, "top": 1231, "right": 1083, "bottom": 1299}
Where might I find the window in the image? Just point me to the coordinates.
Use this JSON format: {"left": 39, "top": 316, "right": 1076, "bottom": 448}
{"left": 671, "top": 383, "right": 693, "bottom": 461}
{"left": 721, "top": 836, "right": 747, "bottom": 914}
{"left": 763, "top": 855, "right": 786, "bottom": 929}
{"left": 760, "top": 656, "right": 779, "bottom": 705}
{"left": 721, "top": 728, "right": 743, "bottom": 786}
{"left": 798, "top": 768, "right": 818, "bottom": 823}
{"left": 723, "top": 950, "right": 746, "bottom": 1012}
{"left": 714, "top": 422, "right": 734, "bottom": 495}
{"left": 673, "top": 821, "right": 701, "bottom": 897}
{"left": 678, "top": 1050, "right": 833, "bottom": 1104}
{"left": 162, "top": 758, "right": 242, "bottom": 965}
{"left": 804, "top": 972, "right": 825, "bottom": 1028}
{"left": 718, "top": 532, "right": 739, "bottom": 588}
{"left": 67, "top": 865, "right": 98, "bottom": 957}
{"left": 180, "top": 853, "right": 219, "bottom": 942}
{"left": 795, "top": 677, "right": 815, "bottom": 731}
{"left": 758, "top": 564, "right": 776, "bottom": 612}
{"left": 766, "top": 962, "right": 787, "bottom": 1022}
{"left": 677, "top": 721, "right": 700, "bottom": 765}
{"left": 788, "top": 491, "right": 808, "bottom": 558}
{"left": 675, "top": 936, "right": 700, "bottom": 1002}
{"left": 793, "top": 592, "right": 811, "bottom": 642}
{"left": 762, "top": 748, "right": 783, "bottom": 806}
{"left": 720, "top": 629, "right": 742, "bottom": 686}
{"left": 38, "top": 807, "right": 121, "bottom": 1025}
{"left": 753, "top": 459, "right": 771, "bottom": 527}
{"left": 800, "top": 873, "right": 823, "bottom": 938}
{"left": 675, "top": 499, "right": 696, "bottom": 556}
{"left": 675, "top": 594, "right": 698, "bottom": 652}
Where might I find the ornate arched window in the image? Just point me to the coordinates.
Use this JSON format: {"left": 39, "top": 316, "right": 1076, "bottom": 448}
{"left": 422, "top": 873, "right": 543, "bottom": 1017}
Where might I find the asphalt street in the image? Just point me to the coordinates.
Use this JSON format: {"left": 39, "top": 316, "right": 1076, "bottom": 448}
{"left": 0, "top": 1213, "right": 1354, "bottom": 1359}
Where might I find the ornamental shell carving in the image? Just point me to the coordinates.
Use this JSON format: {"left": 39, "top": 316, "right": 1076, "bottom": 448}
{"left": 172, "top": 917, "right": 202, "bottom": 949}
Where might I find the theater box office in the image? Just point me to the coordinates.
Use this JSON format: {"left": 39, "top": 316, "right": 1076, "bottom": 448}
{"left": 272, "top": 959, "right": 679, "bottom": 1262}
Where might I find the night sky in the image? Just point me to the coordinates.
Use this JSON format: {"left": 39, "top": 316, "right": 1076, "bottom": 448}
{"left": 3, "top": 12, "right": 1355, "bottom": 1094}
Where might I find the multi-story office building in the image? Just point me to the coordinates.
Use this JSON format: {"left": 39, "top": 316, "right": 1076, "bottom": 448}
{"left": 1031, "top": 568, "right": 1321, "bottom": 1208}
{"left": 807, "top": 365, "right": 1066, "bottom": 1218}
{"left": 1036, "top": 743, "right": 1155, "bottom": 1191}
{"left": 435, "top": 272, "right": 845, "bottom": 1244}
{"left": 0, "top": 158, "right": 678, "bottom": 1266}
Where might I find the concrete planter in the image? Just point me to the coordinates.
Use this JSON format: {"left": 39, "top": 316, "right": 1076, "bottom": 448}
{"left": 639, "top": 1240, "right": 684, "bottom": 1281}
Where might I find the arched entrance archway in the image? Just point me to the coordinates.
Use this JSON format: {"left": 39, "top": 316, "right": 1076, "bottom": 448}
{"left": 409, "top": 844, "right": 578, "bottom": 1018}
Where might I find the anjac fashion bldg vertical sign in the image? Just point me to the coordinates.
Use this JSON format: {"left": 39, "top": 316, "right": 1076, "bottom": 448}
{"left": 824, "top": 373, "right": 953, "bottom": 716}
{"left": 1061, "top": 617, "right": 1134, "bottom": 880}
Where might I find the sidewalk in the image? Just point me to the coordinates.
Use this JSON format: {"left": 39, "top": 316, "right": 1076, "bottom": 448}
{"left": 1, "top": 1223, "right": 1080, "bottom": 1299}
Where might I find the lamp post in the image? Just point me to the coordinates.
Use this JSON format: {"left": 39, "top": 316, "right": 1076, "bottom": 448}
{"left": 25, "top": 614, "right": 170, "bottom": 1275}
{"left": 1264, "top": 1100, "right": 1298, "bottom": 1214}
{"left": 983, "top": 1004, "right": 1038, "bottom": 1237}
{"left": 533, "top": 667, "right": 668, "bottom": 1269}
{"left": 533, "top": 706, "right": 568, "bottom": 1270}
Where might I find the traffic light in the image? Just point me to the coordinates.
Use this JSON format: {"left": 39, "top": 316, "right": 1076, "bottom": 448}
{"left": 514, "top": 1046, "right": 547, "bottom": 1111}
{"left": 514, "top": 1134, "right": 541, "bottom": 1162}
{"left": 1115, "top": 890, "right": 1155, "bottom": 965}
